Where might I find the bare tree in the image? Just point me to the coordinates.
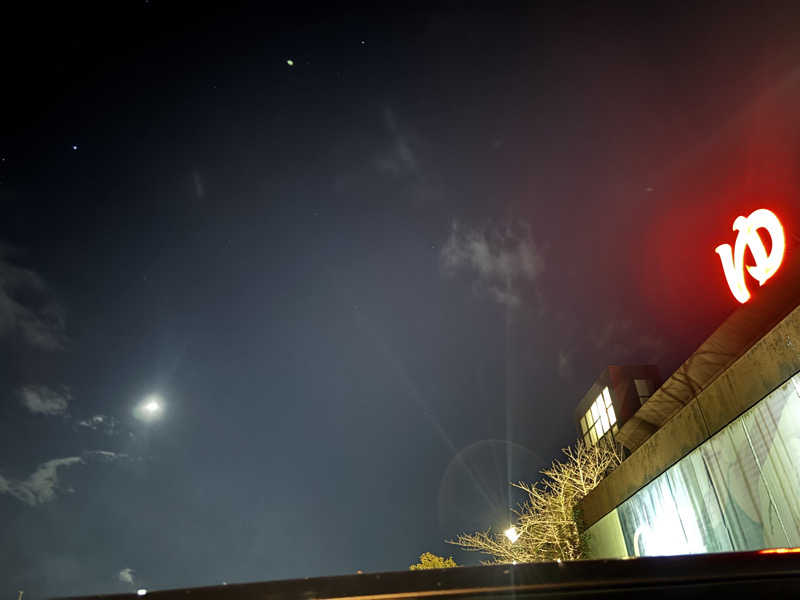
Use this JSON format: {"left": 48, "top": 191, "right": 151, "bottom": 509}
{"left": 449, "top": 439, "right": 621, "bottom": 563}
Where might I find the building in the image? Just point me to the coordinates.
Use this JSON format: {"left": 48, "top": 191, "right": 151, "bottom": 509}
{"left": 575, "top": 365, "right": 660, "bottom": 450}
{"left": 578, "top": 208, "right": 800, "bottom": 558}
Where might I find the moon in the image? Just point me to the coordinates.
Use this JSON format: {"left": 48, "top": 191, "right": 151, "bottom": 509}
{"left": 134, "top": 394, "right": 164, "bottom": 422}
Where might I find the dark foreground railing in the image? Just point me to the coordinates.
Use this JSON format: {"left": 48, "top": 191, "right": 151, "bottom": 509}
{"left": 58, "top": 551, "right": 800, "bottom": 600}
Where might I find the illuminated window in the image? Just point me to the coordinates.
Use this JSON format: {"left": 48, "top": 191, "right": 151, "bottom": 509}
{"left": 603, "top": 387, "right": 612, "bottom": 407}
{"left": 582, "top": 386, "right": 617, "bottom": 447}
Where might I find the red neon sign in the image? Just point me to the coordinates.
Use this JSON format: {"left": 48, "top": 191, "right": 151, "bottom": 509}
{"left": 715, "top": 208, "right": 785, "bottom": 303}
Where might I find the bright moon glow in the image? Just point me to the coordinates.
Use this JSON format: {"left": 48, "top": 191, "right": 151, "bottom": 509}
{"left": 134, "top": 395, "right": 163, "bottom": 421}
{"left": 504, "top": 526, "right": 520, "bottom": 543}
{"left": 715, "top": 208, "right": 785, "bottom": 304}
{"left": 286, "top": 59, "right": 294, "bottom": 66}
{"left": 137, "top": 590, "right": 147, "bottom": 596}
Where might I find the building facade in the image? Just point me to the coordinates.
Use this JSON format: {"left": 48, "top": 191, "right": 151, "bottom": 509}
{"left": 575, "top": 365, "right": 660, "bottom": 450}
{"left": 578, "top": 216, "right": 800, "bottom": 558}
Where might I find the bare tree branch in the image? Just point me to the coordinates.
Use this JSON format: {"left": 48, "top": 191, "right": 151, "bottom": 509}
{"left": 448, "top": 439, "right": 621, "bottom": 563}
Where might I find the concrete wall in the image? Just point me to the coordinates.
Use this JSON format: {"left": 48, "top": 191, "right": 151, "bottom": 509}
{"left": 580, "top": 303, "right": 800, "bottom": 528}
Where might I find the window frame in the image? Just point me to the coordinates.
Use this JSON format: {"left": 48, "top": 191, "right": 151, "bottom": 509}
{"left": 583, "top": 386, "right": 617, "bottom": 446}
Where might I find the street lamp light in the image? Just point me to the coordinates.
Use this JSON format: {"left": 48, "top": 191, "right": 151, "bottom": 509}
{"left": 504, "top": 526, "right": 520, "bottom": 543}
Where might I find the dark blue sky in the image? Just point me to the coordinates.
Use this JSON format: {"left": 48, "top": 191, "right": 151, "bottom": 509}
{"left": 2, "top": 2, "right": 800, "bottom": 597}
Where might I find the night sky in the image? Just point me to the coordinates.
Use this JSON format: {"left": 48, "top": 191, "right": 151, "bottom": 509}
{"left": 3, "top": 2, "right": 800, "bottom": 597}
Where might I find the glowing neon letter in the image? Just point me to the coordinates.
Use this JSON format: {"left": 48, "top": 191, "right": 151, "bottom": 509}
{"left": 715, "top": 208, "right": 785, "bottom": 303}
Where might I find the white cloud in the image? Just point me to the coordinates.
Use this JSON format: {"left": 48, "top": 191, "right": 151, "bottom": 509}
{"left": 440, "top": 221, "right": 544, "bottom": 307}
{"left": 0, "top": 457, "right": 83, "bottom": 506}
{"left": 375, "top": 107, "right": 419, "bottom": 176}
{"left": 76, "top": 414, "right": 119, "bottom": 435}
{"left": 0, "top": 451, "right": 127, "bottom": 506}
{"left": 0, "top": 248, "right": 66, "bottom": 350}
{"left": 118, "top": 568, "right": 135, "bottom": 584}
{"left": 486, "top": 287, "right": 521, "bottom": 308}
{"left": 83, "top": 450, "right": 128, "bottom": 463}
{"left": 77, "top": 414, "right": 105, "bottom": 428}
{"left": 19, "top": 385, "right": 70, "bottom": 416}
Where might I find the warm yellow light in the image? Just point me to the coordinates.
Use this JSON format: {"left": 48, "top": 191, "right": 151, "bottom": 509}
{"left": 716, "top": 208, "right": 785, "bottom": 304}
{"left": 504, "top": 526, "right": 520, "bottom": 543}
{"left": 759, "top": 547, "right": 800, "bottom": 554}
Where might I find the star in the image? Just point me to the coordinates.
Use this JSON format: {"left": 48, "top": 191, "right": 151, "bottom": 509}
{"left": 286, "top": 59, "right": 294, "bottom": 67}
{"left": 72, "top": 145, "right": 78, "bottom": 151}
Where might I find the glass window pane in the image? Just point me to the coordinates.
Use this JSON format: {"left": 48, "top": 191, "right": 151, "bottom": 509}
{"left": 603, "top": 386, "right": 612, "bottom": 407}
{"left": 599, "top": 411, "right": 610, "bottom": 434}
{"left": 701, "top": 420, "right": 785, "bottom": 550}
{"left": 614, "top": 449, "right": 732, "bottom": 557}
{"left": 607, "top": 404, "right": 617, "bottom": 426}
{"left": 668, "top": 451, "right": 733, "bottom": 553}
{"left": 739, "top": 376, "right": 800, "bottom": 547}
{"left": 616, "top": 471, "right": 690, "bottom": 556}
{"left": 591, "top": 399, "right": 602, "bottom": 422}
